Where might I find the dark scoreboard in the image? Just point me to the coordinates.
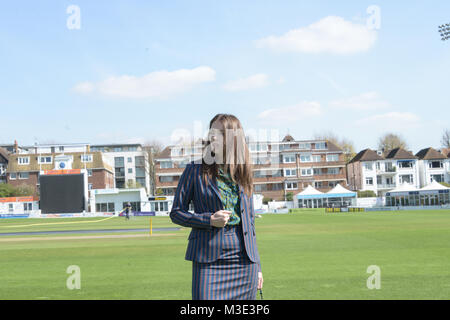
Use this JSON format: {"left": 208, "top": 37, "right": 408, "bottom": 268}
{"left": 40, "top": 174, "right": 85, "bottom": 213}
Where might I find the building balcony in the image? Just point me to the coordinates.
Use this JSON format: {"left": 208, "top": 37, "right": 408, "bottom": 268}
{"left": 376, "top": 169, "right": 396, "bottom": 175}
{"left": 377, "top": 183, "right": 396, "bottom": 189}
{"left": 312, "top": 174, "right": 347, "bottom": 181}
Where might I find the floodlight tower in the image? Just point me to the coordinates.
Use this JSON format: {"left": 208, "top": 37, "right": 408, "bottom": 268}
{"left": 438, "top": 23, "right": 450, "bottom": 41}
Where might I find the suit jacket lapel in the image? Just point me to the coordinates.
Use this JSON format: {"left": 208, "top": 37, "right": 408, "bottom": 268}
{"left": 207, "top": 174, "right": 222, "bottom": 202}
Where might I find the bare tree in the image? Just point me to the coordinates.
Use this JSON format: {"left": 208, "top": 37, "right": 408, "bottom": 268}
{"left": 377, "top": 133, "right": 408, "bottom": 153}
{"left": 441, "top": 129, "right": 450, "bottom": 148}
{"left": 143, "top": 139, "right": 165, "bottom": 196}
{"left": 313, "top": 131, "right": 356, "bottom": 163}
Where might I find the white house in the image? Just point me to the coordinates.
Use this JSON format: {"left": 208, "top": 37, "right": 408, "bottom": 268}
{"left": 416, "top": 147, "right": 450, "bottom": 187}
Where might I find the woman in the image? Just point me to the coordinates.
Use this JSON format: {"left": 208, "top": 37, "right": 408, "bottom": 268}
{"left": 170, "top": 113, "right": 263, "bottom": 300}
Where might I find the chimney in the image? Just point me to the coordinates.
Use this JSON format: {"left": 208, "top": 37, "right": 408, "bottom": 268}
{"left": 14, "top": 140, "right": 18, "bottom": 154}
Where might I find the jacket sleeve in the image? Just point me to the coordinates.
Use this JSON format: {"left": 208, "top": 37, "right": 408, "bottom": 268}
{"left": 251, "top": 192, "right": 262, "bottom": 273}
{"left": 169, "top": 163, "right": 213, "bottom": 230}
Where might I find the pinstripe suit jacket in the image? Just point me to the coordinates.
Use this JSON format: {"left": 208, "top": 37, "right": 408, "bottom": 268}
{"left": 169, "top": 161, "right": 261, "bottom": 271}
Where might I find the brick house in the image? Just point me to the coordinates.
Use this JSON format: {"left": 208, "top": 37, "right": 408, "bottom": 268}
{"left": 6, "top": 151, "right": 114, "bottom": 195}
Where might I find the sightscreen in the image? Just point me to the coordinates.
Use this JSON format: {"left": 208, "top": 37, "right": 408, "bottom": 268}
{"left": 40, "top": 174, "right": 85, "bottom": 213}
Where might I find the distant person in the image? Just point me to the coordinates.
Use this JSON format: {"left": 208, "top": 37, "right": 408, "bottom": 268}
{"left": 170, "top": 113, "right": 263, "bottom": 300}
{"left": 124, "top": 202, "right": 131, "bottom": 220}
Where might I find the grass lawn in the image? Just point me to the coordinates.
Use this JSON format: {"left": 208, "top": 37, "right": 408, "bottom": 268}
{"left": 1, "top": 209, "right": 450, "bottom": 299}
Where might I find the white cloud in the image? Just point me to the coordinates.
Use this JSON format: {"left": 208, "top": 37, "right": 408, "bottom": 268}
{"left": 257, "top": 101, "right": 322, "bottom": 124}
{"left": 72, "top": 66, "right": 216, "bottom": 99}
{"left": 255, "top": 16, "right": 377, "bottom": 54}
{"left": 223, "top": 73, "right": 269, "bottom": 92}
{"left": 356, "top": 112, "right": 421, "bottom": 130}
{"left": 329, "top": 92, "right": 390, "bottom": 110}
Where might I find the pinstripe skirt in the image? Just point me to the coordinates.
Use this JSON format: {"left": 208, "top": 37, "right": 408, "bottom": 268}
{"left": 192, "top": 224, "right": 259, "bottom": 300}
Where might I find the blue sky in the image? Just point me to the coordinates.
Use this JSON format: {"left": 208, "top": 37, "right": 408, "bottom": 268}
{"left": 1, "top": 1, "right": 449, "bottom": 152}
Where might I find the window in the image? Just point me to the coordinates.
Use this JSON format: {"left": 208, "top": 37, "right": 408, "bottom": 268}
{"left": 431, "top": 174, "right": 444, "bottom": 183}
{"left": 81, "top": 154, "right": 93, "bottom": 162}
{"left": 171, "top": 148, "right": 182, "bottom": 157}
{"left": 284, "top": 169, "right": 296, "bottom": 177}
{"left": 313, "top": 168, "right": 323, "bottom": 175}
{"left": 8, "top": 204, "right": 13, "bottom": 213}
{"left": 326, "top": 154, "right": 339, "bottom": 162}
{"left": 299, "top": 143, "right": 311, "bottom": 150}
{"left": 283, "top": 154, "right": 296, "bottom": 163}
{"left": 114, "top": 157, "right": 125, "bottom": 167}
{"left": 135, "top": 167, "right": 145, "bottom": 177}
{"left": 160, "top": 176, "right": 175, "bottom": 183}
{"left": 249, "top": 143, "right": 268, "bottom": 152}
{"left": 18, "top": 172, "right": 29, "bottom": 179}
{"left": 328, "top": 181, "right": 339, "bottom": 188}
{"left": 399, "top": 174, "right": 413, "bottom": 184}
{"left": 286, "top": 182, "right": 298, "bottom": 190}
{"left": 364, "top": 163, "right": 373, "bottom": 171}
{"left": 398, "top": 161, "right": 413, "bottom": 168}
{"left": 135, "top": 156, "right": 145, "bottom": 166}
{"left": 96, "top": 202, "right": 115, "bottom": 213}
{"left": 160, "top": 161, "right": 173, "bottom": 169}
{"left": 429, "top": 161, "right": 443, "bottom": 169}
{"left": 301, "top": 168, "right": 312, "bottom": 176}
{"left": 136, "top": 177, "right": 146, "bottom": 187}
{"left": 312, "top": 155, "right": 321, "bottom": 162}
{"left": 58, "top": 146, "right": 64, "bottom": 152}
{"left": 127, "top": 157, "right": 132, "bottom": 163}
{"left": 300, "top": 154, "right": 311, "bottom": 162}
{"left": 365, "top": 177, "right": 373, "bottom": 185}
{"left": 10, "top": 173, "right": 17, "bottom": 180}
{"left": 315, "top": 142, "right": 326, "bottom": 150}
{"left": 328, "top": 168, "right": 339, "bottom": 175}
{"left": 88, "top": 183, "right": 93, "bottom": 190}
{"left": 113, "top": 147, "right": 123, "bottom": 152}
{"left": 87, "top": 169, "right": 93, "bottom": 177}
{"left": 23, "top": 203, "right": 32, "bottom": 211}
{"left": 38, "top": 156, "right": 52, "bottom": 164}
{"left": 18, "top": 157, "right": 30, "bottom": 165}
{"left": 151, "top": 201, "right": 169, "bottom": 212}
{"left": 314, "top": 181, "right": 323, "bottom": 188}
{"left": 128, "top": 168, "right": 133, "bottom": 174}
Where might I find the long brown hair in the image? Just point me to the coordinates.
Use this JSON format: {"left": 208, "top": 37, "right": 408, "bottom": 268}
{"left": 202, "top": 113, "right": 253, "bottom": 196}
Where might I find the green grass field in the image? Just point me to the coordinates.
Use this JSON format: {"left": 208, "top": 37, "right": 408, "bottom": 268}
{"left": 1, "top": 209, "right": 450, "bottom": 299}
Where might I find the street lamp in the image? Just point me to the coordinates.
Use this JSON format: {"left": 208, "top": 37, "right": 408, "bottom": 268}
{"left": 438, "top": 23, "right": 450, "bottom": 41}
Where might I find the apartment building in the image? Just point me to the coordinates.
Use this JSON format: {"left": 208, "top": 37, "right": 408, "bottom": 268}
{"left": 91, "top": 144, "right": 151, "bottom": 194}
{"left": 347, "top": 147, "right": 432, "bottom": 196}
{"left": 0, "top": 147, "right": 8, "bottom": 184}
{"left": 154, "top": 135, "right": 347, "bottom": 201}
{"left": 6, "top": 148, "right": 115, "bottom": 195}
{"left": 416, "top": 147, "right": 450, "bottom": 187}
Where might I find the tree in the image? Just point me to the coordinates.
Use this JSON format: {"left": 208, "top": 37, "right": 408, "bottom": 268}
{"left": 285, "top": 192, "right": 293, "bottom": 201}
{"left": 441, "top": 129, "right": 450, "bottom": 148}
{"left": 143, "top": 139, "right": 165, "bottom": 196}
{"left": 126, "top": 180, "right": 142, "bottom": 189}
{"left": 0, "top": 183, "right": 34, "bottom": 197}
{"left": 313, "top": 131, "right": 356, "bottom": 163}
{"left": 0, "top": 183, "right": 16, "bottom": 197}
{"left": 13, "top": 184, "right": 35, "bottom": 196}
{"left": 377, "top": 133, "right": 408, "bottom": 153}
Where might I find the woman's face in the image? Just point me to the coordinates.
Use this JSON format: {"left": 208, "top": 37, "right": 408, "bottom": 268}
{"left": 208, "top": 120, "right": 225, "bottom": 162}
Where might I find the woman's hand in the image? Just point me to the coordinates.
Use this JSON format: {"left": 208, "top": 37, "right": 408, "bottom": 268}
{"left": 210, "top": 210, "right": 232, "bottom": 228}
{"left": 258, "top": 272, "right": 263, "bottom": 290}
